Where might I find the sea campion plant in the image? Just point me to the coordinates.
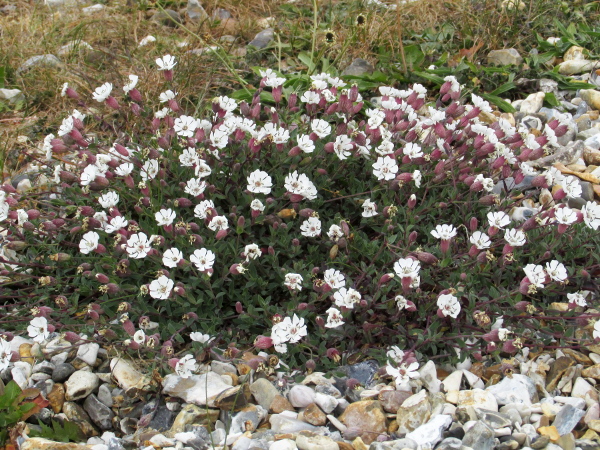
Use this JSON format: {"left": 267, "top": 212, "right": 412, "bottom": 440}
{"left": 0, "top": 57, "right": 599, "bottom": 378}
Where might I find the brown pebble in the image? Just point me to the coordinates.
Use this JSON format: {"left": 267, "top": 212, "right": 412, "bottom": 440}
{"left": 302, "top": 403, "right": 326, "bottom": 426}
{"left": 270, "top": 394, "right": 294, "bottom": 413}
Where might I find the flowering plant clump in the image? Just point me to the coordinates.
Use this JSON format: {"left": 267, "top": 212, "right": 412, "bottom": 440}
{"left": 0, "top": 61, "right": 599, "bottom": 374}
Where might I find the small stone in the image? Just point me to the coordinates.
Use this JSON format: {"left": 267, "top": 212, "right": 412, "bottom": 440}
{"left": 458, "top": 389, "right": 498, "bottom": 412}
{"left": 520, "top": 92, "right": 545, "bottom": 114}
{"left": 571, "top": 376, "right": 594, "bottom": 399}
{"left": 486, "top": 374, "right": 536, "bottom": 405}
{"left": 584, "top": 146, "right": 600, "bottom": 166}
{"left": 442, "top": 370, "right": 464, "bottom": 392}
{"left": 83, "top": 394, "right": 114, "bottom": 430}
{"left": 341, "top": 58, "right": 374, "bottom": 77}
{"left": 556, "top": 433, "right": 576, "bottom": 450}
{"left": 271, "top": 394, "right": 295, "bottom": 413}
{"left": 152, "top": 9, "right": 182, "bottom": 27}
{"left": 62, "top": 401, "right": 98, "bottom": 437}
{"left": 170, "top": 404, "right": 219, "bottom": 433}
{"left": 552, "top": 403, "right": 585, "bottom": 435}
{"left": 17, "top": 54, "right": 61, "bottom": 74}
{"left": 288, "top": 385, "right": 316, "bottom": 408}
{"left": 396, "top": 390, "right": 431, "bottom": 434}
{"left": 462, "top": 420, "right": 495, "bottom": 450}
{"left": 418, "top": 360, "right": 441, "bottom": 393}
{"left": 405, "top": 414, "right": 452, "bottom": 449}
{"left": 110, "top": 358, "right": 151, "bottom": 395}
{"left": 558, "top": 60, "right": 600, "bottom": 75}
{"left": 64, "top": 370, "right": 99, "bottom": 401}
{"left": 488, "top": 48, "right": 523, "bottom": 66}
{"left": 250, "top": 378, "right": 280, "bottom": 411}
{"left": 302, "top": 403, "right": 326, "bottom": 426}
{"left": 47, "top": 383, "right": 65, "bottom": 413}
{"left": 248, "top": 28, "right": 274, "bottom": 49}
{"left": 295, "top": 430, "right": 338, "bottom": 450}
{"left": 564, "top": 45, "right": 586, "bottom": 61}
{"left": 378, "top": 389, "right": 411, "bottom": 413}
{"left": 538, "top": 425, "right": 560, "bottom": 441}
{"left": 270, "top": 439, "right": 298, "bottom": 450}
{"left": 214, "top": 384, "right": 251, "bottom": 411}
{"left": 340, "top": 360, "right": 379, "bottom": 387}
{"left": 162, "top": 372, "right": 231, "bottom": 406}
{"left": 270, "top": 414, "right": 317, "bottom": 433}
{"left": 314, "top": 392, "right": 337, "bottom": 414}
{"left": 338, "top": 400, "right": 386, "bottom": 445}
{"left": 0, "top": 88, "right": 25, "bottom": 105}
{"left": 19, "top": 438, "right": 92, "bottom": 450}
{"left": 76, "top": 342, "right": 99, "bottom": 366}
{"left": 580, "top": 89, "right": 600, "bottom": 111}
{"left": 476, "top": 410, "right": 512, "bottom": 429}
{"left": 187, "top": 0, "right": 208, "bottom": 22}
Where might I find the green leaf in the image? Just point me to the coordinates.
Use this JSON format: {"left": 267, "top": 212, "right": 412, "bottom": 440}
{"left": 544, "top": 92, "right": 560, "bottom": 107}
{"left": 412, "top": 70, "right": 445, "bottom": 85}
{"left": 490, "top": 81, "right": 516, "bottom": 97}
{"left": 0, "top": 67, "right": 5, "bottom": 89}
{"left": 297, "top": 51, "right": 315, "bottom": 72}
{"left": 479, "top": 93, "right": 516, "bottom": 113}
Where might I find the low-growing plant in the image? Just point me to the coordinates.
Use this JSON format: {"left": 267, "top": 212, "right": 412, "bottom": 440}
{"left": 0, "top": 57, "right": 599, "bottom": 381}
{"left": 0, "top": 380, "right": 44, "bottom": 446}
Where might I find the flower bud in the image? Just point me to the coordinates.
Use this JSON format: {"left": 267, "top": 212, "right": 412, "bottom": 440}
{"left": 95, "top": 273, "right": 110, "bottom": 284}
{"left": 254, "top": 335, "right": 273, "bottom": 349}
{"left": 235, "top": 301, "right": 243, "bottom": 314}
{"left": 416, "top": 251, "right": 437, "bottom": 265}
{"left": 407, "top": 194, "right": 417, "bottom": 209}
{"left": 122, "top": 320, "right": 136, "bottom": 336}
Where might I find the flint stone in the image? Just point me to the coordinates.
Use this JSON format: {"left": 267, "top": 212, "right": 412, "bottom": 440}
{"left": 553, "top": 404, "right": 585, "bottom": 435}
{"left": 63, "top": 401, "right": 98, "bottom": 437}
{"left": 76, "top": 342, "right": 99, "bottom": 366}
{"left": 152, "top": 9, "right": 182, "bottom": 27}
{"left": 269, "top": 414, "right": 317, "bottom": 433}
{"left": 396, "top": 389, "right": 431, "bottom": 434}
{"left": 418, "top": 360, "right": 441, "bottom": 393}
{"left": 97, "top": 384, "right": 113, "bottom": 407}
{"left": 83, "top": 394, "right": 114, "bottom": 430}
{"left": 488, "top": 48, "right": 523, "bottom": 66}
{"left": 338, "top": 400, "right": 386, "bottom": 444}
{"left": 435, "top": 437, "right": 464, "bottom": 450}
{"left": 529, "top": 140, "right": 584, "bottom": 168}
{"left": 378, "top": 389, "right": 411, "bottom": 413}
{"left": 405, "top": 414, "right": 452, "bottom": 449}
{"left": 248, "top": 28, "right": 274, "bottom": 49}
{"left": 187, "top": 0, "right": 208, "bottom": 22}
{"left": 486, "top": 374, "right": 536, "bottom": 405}
{"left": 341, "top": 58, "right": 374, "bottom": 77}
{"left": 17, "top": 54, "right": 61, "bottom": 74}
{"left": 462, "top": 420, "right": 494, "bottom": 450}
{"left": 250, "top": 378, "right": 279, "bottom": 410}
{"left": 110, "top": 358, "right": 151, "bottom": 394}
{"left": 211, "top": 361, "right": 237, "bottom": 375}
{"left": 288, "top": 384, "right": 316, "bottom": 408}
{"left": 162, "top": 372, "right": 231, "bottom": 406}
{"left": 19, "top": 438, "right": 92, "bottom": 450}
{"left": 520, "top": 92, "right": 545, "bottom": 114}
{"left": 295, "top": 430, "right": 338, "bottom": 450}
{"left": 65, "top": 370, "right": 99, "bottom": 401}
{"left": 558, "top": 60, "right": 600, "bottom": 75}
{"left": 0, "top": 88, "right": 25, "bottom": 104}
{"left": 476, "top": 409, "right": 512, "bottom": 429}
{"left": 148, "top": 404, "right": 176, "bottom": 431}
{"left": 170, "top": 404, "right": 219, "bottom": 433}
{"left": 214, "top": 384, "right": 251, "bottom": 411}
{"left": 269, "top": 439, "right": 297, "bottom": 450}
{"left": 458, "top": 389, "right": 498, "bottom": 412}
{"left": 314, "top": 392, "right": 337, "bottom": 413}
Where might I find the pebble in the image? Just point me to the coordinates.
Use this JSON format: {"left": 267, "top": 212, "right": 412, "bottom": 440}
{"left": 248, "top": 28, "right": 274, "bottom": 49}
{"left": 488, "top": 48, "right": 523, "bottom": 66}
{"left": 64, "top": 370, "right": 99, "bottom": 401}
{"left": 17, "top": 54, "right": 61, "bottom": 74}
{"left": 341, "top": 58, "right": 374, "bottom": 77}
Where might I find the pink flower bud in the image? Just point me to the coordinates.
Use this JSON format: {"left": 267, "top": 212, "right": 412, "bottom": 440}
{"left": 229, "top": 264, "right": 243, "bottom": 275}
{"left": 235, "top": 302, "right": 244, "bottom": 314}
{"left": 216, "top": 229, "right": 228, "bottom": 240}
{"left": 95, "top": 273, "right": 110, "bottom": 284}
{"left": 254, "top": 335, "right": 273, "bottom": 349}
{"left": 105, "top": 96, "right": 120, "bottom": 110}
{"left": 122, "top": 320, "right": 136, "bottom": 336}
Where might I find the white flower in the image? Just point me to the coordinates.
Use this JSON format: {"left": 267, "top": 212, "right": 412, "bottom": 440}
{"left": 163, "top": 248, "right": 183, "bottom": 268}
{"left": 193, "top": 200, "right": 215, "bottom": 219}
{"left": 562, "top": 176, "right": 582, "bottom": 199}
{"left": 487, "top": 211, "right": 510, "bottom": 229}
{"left": 58, "top": 116, "right": 74, "bottom": 136}
{"left": 333, "top": 135, "right": 353, "bottom": 160}
{"left": 149, "top": 276, "right": 174, "bottom": 300}
{"left": 582, "top": 201, "right": 600, "bottom": 230}
{"left": 300, "top": 217, "right": 321, "bottom": 237}
{"left": 362, "top": 199, "right": 378, "bottom": 217}
{"left": 115, "top": 163, "right": 134, "bottom": 177}
{"left": 472, "top": 94, "right": 492, "bottom": 113}
{"left": 437, "top": 293, "right": 461, "bottom": 318}
{"left": 217, "top": 96, "right": 238, "bottom": 112}
{"left": 469, "top": 231, "right": 492, "bottom": 250}
{"left": 333, "top": 287, "right": 361, "bottom": 309}
{"left": 250, "top": 199, "right": 265, "bottom": 212}
{"left": 247, "top": 170, "right": 273, "bottom": 195}
{"left": 190, "top": 332, "right": 214, "bottom": 344}
{"left": 372, "top": 156, "right": 398, "bottom": 181}
{"left": 28, "top": 317, "right": 49, "bottom": 343}
{"left": 327, "top": 224, "right": 344, "bottom": 242}
{"left": 105, "top": 216, "right": 128, "bottom": 234}
{"left": 544, "top": 167, "right": 564, "bottom": 186}
{"left": 504, "top": 229, "right": 526, "bottom": 247}
{"left": 244, "top": 243, "right": 262, "bottom": 261}
{"left": 79, "top": 231, "right": 99, "bottom": 254}
{"left": 297, "top": 135, "right": 315, "bottom": 153}
{"left": 156, "top": 54, "right": 177, "bottom": 71}
{"left": 208, "top": 215, "right": 229, "bottom": 232}
{"left": 126, "top": 232, "right": 152, "bottom": 259}
{"left": 80, "top": 164, "right": 98, "bottom": 186}
{"left": 155, "top": 107, "right": 171, "bottom": 118}
{"left": 311, "top": 119, "right": 332, "bottom": 138}
{"left": 413, "top": 170, "right": 422, "bottom": 188}
{"left": 210, "top": 128, "right": 229, "bottom": 149}
{"left": 386, "top": 362, "right": 420, "bottom": 388}
{"left": 403, "top": 142, "right": 423, "bottom": 159}
{"left": 155, "top": 208, "right": 176, "bottom": 226}
{"left": 301, "top": 91, "right": 321, "bottom": 104}
{"left": 280, "top": 315, "right": 307, "bottom": 344}
{"left": 175, "top": 354, "right": 197, "bottom": 378}
{"left": 195, "top": 160, "right": 212, "bottom": 178}
{"left": 387, "top": 346, "right": 405, "bottom": 364}
{"left": 375, "top": 139, "right": 394, "bottom": 156}
{"left": 520, "top": 162, "right": 538, "bottom": 176}
{"left": 174, "top": 115, "right": 198, "bottom": 138}
{"left": 139, "top": 35, "right": 156, "bottom": 46}
{"left": 133, "top": 330, "right": 146, "bottom": 345}
{"left": 524, "top": 264, "right": 545, "bottom": 288}
{"left": 431, "top": 224, "right": 457, "bottom": 240}
{"left": 567, "top": 291, "right": 587, "bottom": 307}
{"left": 394, "top": 258, "right": 420, "bottom": 280}
{"left": 284, "top": 273, "right": 303, "bottom": 291}
{"left": 554, "top": 206, "right": 577, "bottom": 225}
{"left": 190, "top": 248, "right": 216, "bottom": 271}
{"left": 324, "top": 268, "right": 345, "bottom": 290}
{"left": 92, "top": 82, "right": 112, "bottom": 102}
{"left": 284, "top": 171, "right": 318, "bottom": 200}
{"left": 0, "top": 338, "right": 11, "bottom": 371}
{"left": 159, "top": 90, "right": 177, "bottom": 103}
{"left": 141, "top": 159, "right": 159, "bottom": 182}
{"left": 179, "top": 148, "right": 198, "bottom": 167}
{"left": 325, "top": 308, "right": 344, "bottom": 328}
{"left": 123, "top": 74, "right": 138, "bottom": 93}
{"left": 545, "top": 260, "right": 567, "bottom": 282}
{"left": 98, "top": 191, "right": 119, "bottom": 209}
{"left": 395, "top": 295, "right": 408, "bottom": 310}
{"left": 185, "top": 178, "right": 207, "bottom": 197}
